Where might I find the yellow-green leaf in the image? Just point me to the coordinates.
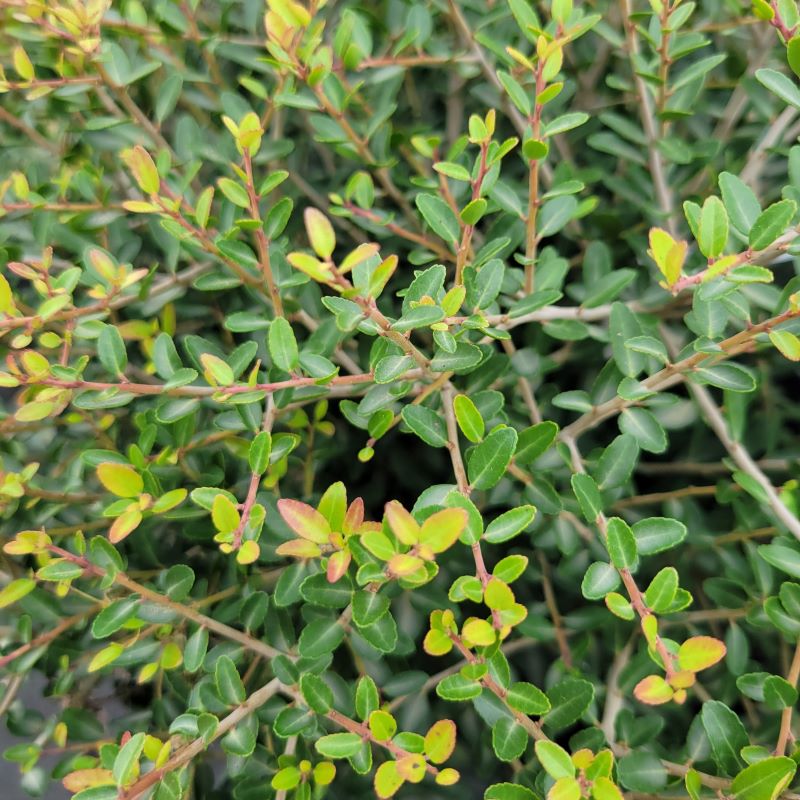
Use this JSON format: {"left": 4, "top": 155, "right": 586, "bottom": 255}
{"left": 462, "top": 618, "right": 496, "bottom": 646}
{"left": 384, "top": 500, "right": 420, "bottom": 546}
{"left": 0, "top": 578, "right": 36, "bottom": 608}
{"left": 0, "top": 274, "right": 13, "bottom": 313}
{"left": 200, "top": 353, "right": 235, "bottom": 386}
{"left": 88, "top": 642, "right": 124, "bottom": 672}
{"left": 62, "top": 769, "right": 115, "bottom": 792}
{"left": 109, "top": 506, "right": 143, "bottom": 544}
{"left": 275, "top": 539, "right": 321, "bottom": 559}
{"left": 633, "top": 674, "right": 673, "bottom": 705}
{"left": 97, "top": 463, "right": 144, "bottom": 498}
{"left": 592, "top": 776, "right": 625, "bottom": 800}
{"left": 127, "top": 145, "right": 160, "bottom": 194}
{"left": 304, "top": 207, "right": 336, "bottom": 259}
{"left": 236, "top": 540, "right": 260, "bottom": 564}
{"left": 212, "top": 494, "right": 241, "bottom": 535}
{"left": 453, "top": 394, "right": 485, "bottom": 443}
{"left": 435, "top": 768, "right": 460, "bottom": 786}
{"left": 484, "top": 577, "right": 515, "bottom": 610}
{"left": 13, "top": 46, "right": 34, "bottom": 80}
{"left": 678, "top": 636, "right": 727, "bottom": 673}
{"left": 15, "top": 400, "right": 54, "bottom": 422}
{"left": 368, "top": 710, "right": 397, "bottom": 742}
{"left": 548, "top": 776, "right": 582, "bottom": 800}
{"left": 769, "top": 330, "right": 800, "bottom": 361}
{"left": 418, "top": 507, "right": 467, "bottom": 553}
{"left": 424, "top": 719, "right": 457, "bottom": 764}
{"left": 277, "top": 499, "right": 330, "bottom": 543}
{"left": 374, "top": 760, "right": 404, "bottom": 799}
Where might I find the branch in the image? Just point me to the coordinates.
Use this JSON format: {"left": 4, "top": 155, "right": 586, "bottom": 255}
{"left": 618, "top": 0, "right": 678, "bottom": 235}
{"left": 562, "top": 306, "right": 800, "bottom": 440}
{"left": 121, "top": 678, "right": 282, "bottom": 799}
{"left": 47, "top": 546, "right": 286, "bottom": 661}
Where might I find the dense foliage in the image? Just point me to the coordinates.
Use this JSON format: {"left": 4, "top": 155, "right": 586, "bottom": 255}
{"left": 2, "top": 1, "right": 800, "bottom": 799}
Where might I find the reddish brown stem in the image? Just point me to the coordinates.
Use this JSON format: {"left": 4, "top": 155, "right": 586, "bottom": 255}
{"left": 243, "top": 150, "right": 284, "bottom": 316}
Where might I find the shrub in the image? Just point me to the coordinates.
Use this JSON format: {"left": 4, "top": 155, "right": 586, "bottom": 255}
{"left": 2, "top": 1, "right": 800, "bottom": 799}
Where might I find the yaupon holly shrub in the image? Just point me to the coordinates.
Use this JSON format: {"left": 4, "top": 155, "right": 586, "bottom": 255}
{"left": 2, "top": 0, "right": 800, "bottom": 799}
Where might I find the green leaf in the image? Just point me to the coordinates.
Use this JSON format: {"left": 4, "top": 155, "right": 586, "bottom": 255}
{"left": 619, "top": 408, "right": 667, "bottom": 454}
{"left": 111, "top": 734, "right": 146, "bottom": 789}
{"left": 374, "top": 355, "right": 415, "bottom": 384}
{"left": 468, "top": 427, "right": 518, "bottom": 490}
{"left": 571, "top": 473, "right": 603, "bottom": 522}
{"left": 719, "top": 172, "right": 760, "bottom": 236}
{"left": 248, "top": 431, "right": 272, "bottom": 474}
{"left": 300, "top": 573, "right": 353, "bottom": 607}
{"left": 595, "top": 434, "right": 639, "bottom": 491}
{"left": 454, "top": 394, "right": 485, "bottom": 443}
{"left": 644, "top": 567, "right": 679, "bottom": 612}
{"left": 298, "top": 618, "right": 345, "bottom": 658}
{"left": 515, "top": 421, "right": 559, "bottom": 464}
{"left": 183, "top": 627, "right": 208, "bottom": 673}
{"left": 789, "top": 37, "right": 800, "bottom": 78}
{"left": 38, "top": 560, "right": 84, "bottom": 582}
{"left": 217, "top": 177, "right": 250, "bottom": 208}
{"left": 430, "top": 342, "right": 483, "bottom": 372}
{"left": 435, "top": 161, "right": 471, "bottom": 181}
{"left": 535, "top": 740, "right": 574, "bottom": 779}
{"left": 543, "top": 678, "right": 594, "bottom": 732}
{"left": 497, "top": 70, "right": 531, "bottom": 116}
{"left": 415, "top": 193, "right": 460, "bottom": 244}
{"left": 485, "top": 784, "right": 538, "bottom": 800}
{"left": 763, "top": 676, "right": 799, "bottom": 709}
{"left": 632, "top": 517, "right": 687, "bottom": 554}
{"left": 756, "top": 68, "right": 800, "bottom": 110}
{"left": 436, "top": 674, "right": 482, "bottom": 701}
{"left": 268, "top": 318, "right": 299, "bottom": 371}
{"left": 507, "top": 682, "right": 551, "bottom": 715}
{"left": 356, "top": 675, "right": 379, "bottom": 720}
{"left": 299, "top": 673, "right": 333, "bottom": 714}
{"left": 538, "top": 196, "right": 578, "bottom": 238}
{"left": 401, "top": 404, "right": 448, "bottom": 448}
{"left": 758, "top": 544, "right": 800, "bottom": 579}
{"left": 315, "top": 733, "right": 363, "bottom": 759}
{"left": 731, "top": 757, "right": 796, "bottom": 800}
{"left": 392, "top": 305, "right": 445, "bottom": 332}
{"left": 581, "top": 562, "right": 620, "bottom": 601}
{"left": 697, "top": 196, "right": 728, "bottom": 258}
{"left": 98, "top": 326, "right": 128, "bottom": 377}
{"left": 701, "top": 700, "right": 748, "bottom": 775}
{"left": 692, "top": 364, "right": 756, "bottom": 392}
{"left": 748, "top": 200, "right": 797, "bottom": 250}
{"left": 215, "top": 656, "right": 246, "bottom": 705}
{"left": 605, "top": 517, "right": 638, "bottom": 571}
{"left": 617, "top": 753, "right": 667, "bottom": 792}
{"left": 609, "top": 303, "right": 645, "bottom": 377}
{"left": 491, "top": 718, "right": 528, "bottom": 762}
{"left": 484, "top": 506, "right": 537, "bottom": 544}
{"left": 91, "top": 598, "right": 139, "bottom": 638}
{"left": 461, "top": 198, "right": 488, "bottom": 225}
{"left": 352, "top": 589, "right": 390, "bottom": 626}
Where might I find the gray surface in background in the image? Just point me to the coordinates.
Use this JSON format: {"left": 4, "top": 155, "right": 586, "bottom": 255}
{"left": 2, "top": 673, "right": 71, "bottom": 800}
